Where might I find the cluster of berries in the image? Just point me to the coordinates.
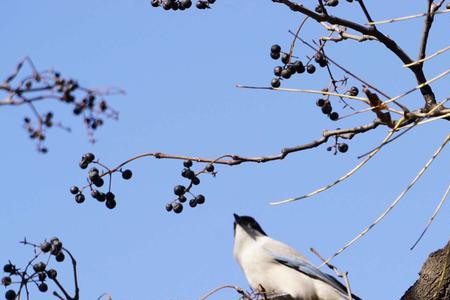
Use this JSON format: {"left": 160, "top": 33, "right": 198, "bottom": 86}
{"left": 8, "top": 65, "right": 118, "bottom": 152}
{"left": 270, "top": 44, "right": 326, "bottom": 88}
{"left": 151, "top": 0, "right": 216, "bottom": 10}
{"left": 71, "top": 153, "right": 133, "bottom": 209}
{"left": 315, "top": 98, "right": 339, "bottom": 121}
{"left": 165, "top": 160, "right": 215, "bottom": 214}
{"left": 2, "top": 238, "right": 64, "bottom": 300}
{"left": 327, "top": 142, "right": 349, "bottom": 154}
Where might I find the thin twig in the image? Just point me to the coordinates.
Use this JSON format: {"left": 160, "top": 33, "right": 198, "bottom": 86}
{"left": 404, "top": 45, "right": 450, "bottom": 68}
{"left": 367, "top": 9, "right": 449, "bottom": 25}
{"left": 410, "top": 179, "right": 450, "bottom": 250}
{"left": 320, "top": 133, "right": 450, "bottom": 267}
{"left": 199, "top": 285, "right": 248, "bottom": 300}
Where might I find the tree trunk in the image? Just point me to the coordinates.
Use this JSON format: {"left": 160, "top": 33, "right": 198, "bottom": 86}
{"left": 401, "top": 240, "right": 450, "bottom": 300}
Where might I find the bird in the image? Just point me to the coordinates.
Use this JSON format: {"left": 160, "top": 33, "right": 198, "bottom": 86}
{"left": 233, "top": 214, "right": 362, "bottom": 300}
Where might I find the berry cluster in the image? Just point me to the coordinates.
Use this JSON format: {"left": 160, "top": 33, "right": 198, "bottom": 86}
{"left": 315, "top": 98, "right": 339, "bottom": 121}
{"left": 327, "top": 137, "right": 349, "bottom": 155}
{"left": 270, "top": 44, "right": 327, "bottom": 88}
{"left": 151, "top": 0, "right": 216, "bottom": 10}
{"left": 1, "top": 59, "right": 121, "bottom": 153}
{"left": 1, "top": 238, "right": 69, "bottom": 300}
{"left": 70, "top": 153, "right": 133, "bottom": 210}
{"left": 315, "top": 0, "right": 353, "bottom": 13}
{"left": 165, "top": 160, "right": 215, "bottom": 214}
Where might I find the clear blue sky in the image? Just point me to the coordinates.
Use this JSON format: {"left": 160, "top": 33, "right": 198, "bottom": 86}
{"left": 1, "top": 1, "right": 449, "bottom": 299}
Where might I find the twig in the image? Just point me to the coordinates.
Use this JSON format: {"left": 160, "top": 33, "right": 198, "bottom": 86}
{"left": 404, "top": 45, "right": 450, "bottom": 68}
{"left": 410, "top": 179, "right": 450, "bottom": 250}
{"left": 270, "top": 118, "right": 403, "bottom": 205}
{"left": 367, "top": 9, "right": 449, "bottom": 25}
{"left": 320, "top": 133, "right": 450, "bottom": 267}
{"left": 199, "top": 285, "right": 248, "bottom": 300}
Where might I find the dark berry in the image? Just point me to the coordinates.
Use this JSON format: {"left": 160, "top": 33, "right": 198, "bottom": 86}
{"left": 106, "top": 199, "right": 116, "bottom": 209}
{"left": 271, "top": 78, "right": 281, "bottom": 88}
{"left": 40, "top": 242, "right": 51, "bottom": 253}
{"left": 55, "top": 252, "right": 65, "bottom": 262}
{"left": 121, "top": 169, "right": 132, "bottom": 180}
{"left": 195, "top": 194, "right": 205, "bottom": 204}
{"left": 51, "top": 238, "right": 62, "bottom": 251}
{"left": 321, "top": 105, "right": 332, "bottom": 115}
{"left": 3, "top": 264, "right": 14, "bottom": 274}
{"left": 84, "top": 153, "right": 95, "bottom": 162}
{"left": 327, "top": 146, "right": 333, "bottom": 151}
{"left": 151, "top": 0, "right": 160, "bottom": 7}
{"left": 165, "top": 203, "right": 173, "bottom": 212}
{"left": 273, "top": 66, "right": 282, "bottom": 76}
{"left": 182, "top": 0, "right": 192, "bottom": 8}
{"left": 348, "top": 86, "right": 359, "bottom": 96}
{"left": 294, "top": 61, "right": 305, "bottom": 73}
{"left": 281, "top": 69, "right": 291, "bottom": 79}
{"left": 38, "top": 272, "right": 46, "bottom": 281}
{"left": 281, "top": 54, "right": 290, "bottom": 64}
{"left": 319, "top": 59, "right": 328, "bottom": 67}
{"left": 192, "top": 177, "right": 200, "bottom": 185}
{"left": 174, "top": 185, "right": 186, "bottom": 196}
{"left": 75, "top": 193, "right": 85, "bottom": 204}
{"left": 327, "top": 0, "right": 339, "bottom": 7}
{"left": 70, "top": 186, "right": 79, "bottom": 195}
{"left": 306, "top": 64, "right": 316, "bottom": 74}
{"left": 183, "top": 160, "right": 193, "bottom": 168}
{"left": 270, "top": 52, "right": 280, "bottom": 60}
{"left": 93, "top": 177, "right": 104, "bottom": 187}
{"left": 338, "top": 143, "right": 349, "bottom": 153}
{"left": 314, "top": 53, "right": 324, "bottom": 63}
{"left": 316, "top": 99, "right": 326, "bottom": 107}
{"left": 178, "top": 195, "right": 187, "bottom": 203}
{"left": 38, "top": 283, "right": 48, "bottom": 293}
{"left": 5, "top": 290, "right": 16, "bottom": 300}
{"left": 208, "top": 0, "right": 215, "bottom": 3}
{"left": 105, "top": 192, "right": 115, "bottom": 201}
{"left": 205, "top": 164, "right": 215, "bottom": 172}
{"left": 1, "top": 276, "right": 11, "bottom": 286}
{"left": 189, "top": 198, "right": 197, "bottom": 207}
{"left": 271, "top": 44, "right": 281, "bottom": 54}
{"left": 329, "top": 112, "right": 339, "bottom": 121}
{"left": 79, "top": 160, "right": 89, "bottom": 169}
{"left": 47, "top": 269, "right": 57, "bottom": 279}
{"left": 33, "top": 262, "right": 46, "bottom": 273}
{"left": 173, "top": 203, "right": 183, "bottom": 214}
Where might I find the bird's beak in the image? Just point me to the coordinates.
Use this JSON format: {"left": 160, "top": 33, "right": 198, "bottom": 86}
{"left": 233, "top": 213, "right": 241, "bottom": 223}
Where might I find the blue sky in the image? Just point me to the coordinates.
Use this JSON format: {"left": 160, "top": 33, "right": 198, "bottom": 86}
{"left": 1, "top": 1, "right": 449, "bottom": 299}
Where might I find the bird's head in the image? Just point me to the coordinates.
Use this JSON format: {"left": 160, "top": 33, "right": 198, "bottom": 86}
{"left": 233, "top": 214, "right": 267, "bottom": 240}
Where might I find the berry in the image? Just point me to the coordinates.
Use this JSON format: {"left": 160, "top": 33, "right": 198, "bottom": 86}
{"left": 314, "top": 53, "right": 324, "bottom": 63}
{"left": 165, "top": 203, "right": 173, "bottom": 212}
{"left": 47, "top": 269, "right": 57, "bottom": 279}
{"left": 55, "top": 252, "right": 65, "bottom": 262}
{"left": 79, "top": 160, "right": 89, "bottom": 169}
{"left": 38, "top": 272, "right": 46, "bottom": 281}
{"left": 348, "top": 86, "right": 359, "bottom": 96}
{"left": 106, "top": 199, "right": 116, "bottom": 209}
{"left": 178, "top": 195, "right": 187, "bottom": 203}
{"left": 105, "top": 192, "right": 115, "bottom": 201}
{"left": 329, "top": 112, "right": 339, "bottom": 121}
{"left": 92, "top": 177, "right": 104, "bottom": 187}
{"left": 151, "top": 0, "right": 160, "bottom": 7}
{"left": 208, "top": 0, "right": 215, "bottom": 3}
{"left": 38, "top": 283, "right": 48, "bottom": 293}
{"left": 5, "top": 290, "right": 16, "bottom": 300}
{"left": 182, "top": 0, "right": 192, "bottom": 8}
{"left": 121, "top": 169, "right": 132, "bottom": 180}
{"left": 321, "top": 105, "right": 332, "bottom": 115}
{"left": 281, "top": 69, "right": 291, "bottom": 79}
{"left": 84, "top": 153, "right": 95, "bottom": 162}
{"left": 306, "top": 64, "right": 316, "bottom": 74}
{"left": 338, "top": 143, "right": 349, "bottom": 153}
{"left": 192, "top": 177, "right": 200, "bottom": 185}
{"left": 183, "top": 160, "right": 193, "bottom": 168}
{"left": 189, "top": 198, "right": 197, "bottom": 207}
{"left": 327, "top": 146, "right": 333, "bottom": 152}
{"left": 40, "top": 242, "right": 51, "bottom": 253}
{"left": 281, "top": 54, "right": 290, "bottom": 64}
{"left": 51, "top": 238, "right": 62, "bottom": 251}
{"left": 327, "top": 0, "right": 339, "bottom": 7}
{"left": 174, "top": 185, "right": 186, "bottom": 196}
{"left": 1, "top": 276, "right": 11, "bottom": 286}
{"left": 319, "top": 59, "right": 328, "bottom": 67}
{"left": 270, "top": 52, "right": 280, "bottom": 60}
{"left": 75, "top": 193, "right": 85, "bottom": 204}
{"left": 173, "top": 203, "right": 183, "bottom": 214}
{"left": 316, "top": 99, "right": 326, "bottom": 107}
{"left": 70, "top": 186, "right": 79, "bottom": 195}
{"left": 3, "top": 264, "right": 15, "bottom": 273}
{"left": 182, "top": 168, "right": 195, "bottom": 180}
{"left": 271, "top": 44, "right": 281, "bottom": 54}
{"left": 271, "top": 78, "right": 281, "bottom": 88}
{"left": 273, "top": 66, "right": 282, "bottom": 76}
{"left": 88, "top": 167, "right": 99, "bottom": 179}
{"left": 205, "top": 164, "right": 215, "bottom": 172}
{"left": 294, "top": 61, "right": 305, "bottom": 73}
{"left": 33, "top": 262, "right": 46, "bottom": 273}
{"left": 195, "top": 194, "right": 205, "bottom": 204}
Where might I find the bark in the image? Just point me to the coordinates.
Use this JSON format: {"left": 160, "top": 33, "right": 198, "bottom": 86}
{"left": 401, "top": 240, "right": 450, "bottom": 300}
